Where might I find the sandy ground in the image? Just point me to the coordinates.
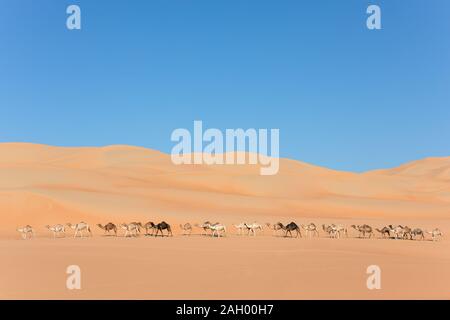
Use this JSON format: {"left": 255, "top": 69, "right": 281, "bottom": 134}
{"left": 1, "top": 219, "right": 449, "bottom": 300}
{"left": 0, "top": 143, "right": 449, "bottom": 299}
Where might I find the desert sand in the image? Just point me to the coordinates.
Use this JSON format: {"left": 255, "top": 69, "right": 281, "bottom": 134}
{"left": 0, "top": 143, "right": 449, "bottom": 299}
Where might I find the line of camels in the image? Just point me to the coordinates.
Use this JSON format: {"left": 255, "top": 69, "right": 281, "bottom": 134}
{"left": 16, "top": 221, "right": 443, "bottom": 242}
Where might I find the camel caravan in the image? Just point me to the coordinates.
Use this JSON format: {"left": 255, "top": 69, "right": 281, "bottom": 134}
{"left": 16, "top": 220, "right": 444, "bottom": 242}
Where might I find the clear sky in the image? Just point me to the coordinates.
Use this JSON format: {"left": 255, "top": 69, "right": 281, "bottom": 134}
{"left": 1, "top": 0, "right": 449, "bottom": 172}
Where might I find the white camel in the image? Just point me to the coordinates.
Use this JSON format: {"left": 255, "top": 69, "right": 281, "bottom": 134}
{"left": 390, "top": 225, "right": 406, "bottom": 239}
{"left": 195, "top": 221, "right": 216, "bottom": 236}
{"left": 234, "top": 223, "right": 247, "bottom": 235}
{"left": 335, "top": 224, "right": 348, "bottom": 238}
{"left": 322, "top": 224, "right": 337, "bottom": 238}
{"left": 46, "top": 224, "right": 66, "bottom": 238}
{"left": 301, "top": 223, "right": 319, "bottom": 238}
{"left": 119, "top": 223, "right": 140, "bottom": 237}
{"left": 17, "top": 225, "right": 34, "bottom": 240}
{"left": 244, "top": 223, "right": 264, "bottom": 236}
{"left": 179, "top": 223, "right": 193, "bottom": 236}
{"left": 67, "top": 222, "right": 92, "bottom": 238}
{"left": 427, "top": 228, "right": 443, "bottom": 241}
{"left": 210, "top": 224, "right": 226, "bottom": 237}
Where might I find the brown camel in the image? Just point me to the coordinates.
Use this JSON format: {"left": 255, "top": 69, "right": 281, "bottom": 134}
{"left": 97, "top": 223, "right": 117, "bottom": 236}
{"left": 143, "top": 222, "right": 157, "bottom": 236}
{"left": 402, "top": 226, "right": 413, "bottom": 240}
{"left": 351, "top": 224, "right": 373, "bottom": 238}
{"left": 411, "top": 228, "right": 425, "bottom": 240}
{"left": 375, "top": 227, "right": 392, "bottom": 238}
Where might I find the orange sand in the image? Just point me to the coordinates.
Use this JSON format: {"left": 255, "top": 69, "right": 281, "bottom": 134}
{"left": 0, "top": 143, "right": 449, "bottom": 299}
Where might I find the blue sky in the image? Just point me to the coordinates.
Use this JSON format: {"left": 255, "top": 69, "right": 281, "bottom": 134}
{"left": 1, "top": 0, "right": 449, "bottom": 172}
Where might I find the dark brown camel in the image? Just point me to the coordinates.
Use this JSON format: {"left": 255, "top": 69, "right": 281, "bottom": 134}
{"left": 283, "top": 222, "right": 302, "bottom": 238}
{"left": 154, "top": 221, "right": 173, "bottom": 237}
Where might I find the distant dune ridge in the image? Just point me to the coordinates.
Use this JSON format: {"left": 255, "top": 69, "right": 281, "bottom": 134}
{"left": 0, "top": 143, "right": 449, "bottom": 233}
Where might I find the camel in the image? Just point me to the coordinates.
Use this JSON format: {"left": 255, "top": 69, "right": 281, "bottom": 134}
{"left": 244, "top": 223, "right": 264, "bottom": 236}
{"left": 45, "top": 224, "right": 66, "bottom": 238}
{"left": 209, "top": 223, "right": 226, "bottom": 237}
{"left": 130, "top": 222, "right": 143, "bottom": 234}
{"left": 411, "top": 228, "right": 425, "bottom": 240}
{"left": 195, "top": 221, "right": 213, "bottom": 236}
{"left": 283, "top": 222, "right": 302, "bottom": 238}
{"left": 154, "top": 221, "right": 173, "bottom": 237}
{"left": 336, "top": 224, "right": 348, "bottom": 238}
{"left": 402, "top": 226, "right": 413, "bottom": 240}
{"left": 180, "top": 223, "right": 193, "bottom": 236}
{"left": 119, "top": 223, "right": 140, "bottom": 237}
{"left": 97, "top": 223, "right": 117, "bottom": 236}
{"left": 322, "top": 224, "right": 342, "bottom": 239}
{"left": 67, "top": 222, "right": 92, "bottom": 238}
{"left": 234, "top": 223, "right": 247, "bottom": 235}
{"left": 389, "top": 225, "right": 405, "bottom": 239}
{"left": 301, "top": 223, "right": 319, "bottom": 238}
{"left": 351, "top": 225, "right": 373, "bottom": 238}
{"left": 388, "top": 225, "right": 412, "bottom": 240}
{"left": 17, "top": 225, "right": 34, "bottom": 240}
{"left": 266, "top": 222, "right": 284, "bottom": 236}
{"left": 427, "top": 228, "right": 443, "bottom": 241}
{"left": 322, "top": 224, "right": 333, "bottom": 236}
{"left": 143, "top": 222, "right": 157, "bottom": 236}
{"left": 375, "top": 227, "right": 392, "bottom": 238}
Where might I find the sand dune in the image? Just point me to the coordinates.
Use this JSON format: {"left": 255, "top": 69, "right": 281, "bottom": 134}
{"left": 0, "top": 143, "right": 449, "bottom": 233}
{"left": 1, "top": 143, "right": 449, "bottom": 299}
